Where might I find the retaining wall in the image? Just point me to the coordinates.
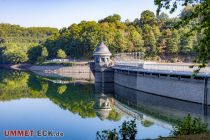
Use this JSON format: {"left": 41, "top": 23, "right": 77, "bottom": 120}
{"left": 30, "top": 65, "right": 94, "bottom": 80}
{"left": 114, "top": 71, "right": 210, "bottom": 105}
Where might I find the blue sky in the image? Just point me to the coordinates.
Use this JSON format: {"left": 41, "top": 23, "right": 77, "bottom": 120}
{"left": 0, "top": 0, "right": 183, "bottom": 28}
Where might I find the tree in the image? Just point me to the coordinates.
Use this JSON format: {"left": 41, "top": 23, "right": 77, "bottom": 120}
{"left": 142, "top": 24, "right": 157, "bottom": 56}
{"left": 28, "top": 45, "right": 42, "bottom": 63}
{"left": 157, "top": 12, "right": 169, "bottom": 30}
{"left": 166, "top": 29, "right": 180, "bottom": 54}
{"left": 2, "top": 43, "right": 28, "bottom": 64}
{"left": 128, "top": 26, "right": 144, "bottom": 52}
{"left": 41, "top": 47, "right": 48, "bottom": 58}
{"left": 99, "top": 14, "right": 121, "bottom": 23}
{"left": 157, "top": 12, "right": 169, "bottom": 21}
{"left": 96, "top": 120, "right": 137, "bottom": 140}
{"left": 179, "top": 28, "right": 194, "bottom": 54}
{"left": 180, "top": 6, "right": 194, "bottom": 19}
{"left": 36, "top": 47, "right": 49, "bottom": 64}
{"left": 57, "top": 49, "right": 67, "bottom": 58}
{"left": 155, "top": 0, "right": 210, "bottom": 67}
{"left": 140, "top": 10, "right": 157, "bottom": 26}
{"left": 0, "top": 23, "right": 59, "bottom": 64}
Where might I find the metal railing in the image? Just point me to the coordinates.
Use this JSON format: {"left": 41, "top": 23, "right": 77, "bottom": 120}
{"left": 114, "top": 52, "right": 145, "bottom": 62}
{"left": 114, "top": 61, "right": 210, "bottom": 74}
{"left": 143, "top": 63, "right": 210, "bottom": 73}
{"left": 113, "top": 52, "right": 210, "bottom": 73}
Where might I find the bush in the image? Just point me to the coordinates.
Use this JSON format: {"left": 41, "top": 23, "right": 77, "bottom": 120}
{"left": 39, "top": 62, "right": 74, "bottom": 66}
{"left": 96, "top": 129, "right": 118, "bottom": 140}
{"left": 96, "top": 119, "right": 137, "bottom": 140}
{"left": 172, "top": 114, "right": 209, "bottom": 136}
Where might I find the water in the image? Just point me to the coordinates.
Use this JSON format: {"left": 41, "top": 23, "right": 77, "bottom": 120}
{"left": 0, "top": 69, "right": 208, "bottom": 140}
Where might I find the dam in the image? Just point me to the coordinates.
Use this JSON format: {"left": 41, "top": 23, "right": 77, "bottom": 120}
{"left": 92, "top": 42, "right": 210, "bottom": 106}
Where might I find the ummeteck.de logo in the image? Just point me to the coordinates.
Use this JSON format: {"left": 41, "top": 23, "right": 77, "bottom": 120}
{"left": 3, "top": 130, "right": 64, "bottom": 137}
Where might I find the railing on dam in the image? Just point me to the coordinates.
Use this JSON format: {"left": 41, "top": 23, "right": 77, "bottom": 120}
{"left": 143, "top": 63, "right": 210, "bottom": 73}
{"left": 113, "top": 52, "right": 210, "bottom": 74}
{"left": 114, "top": 62, "right": 210, "bottom": 74}
{"left": 114, "top": 52, "right": 145, "bottom": 62}
{"left": 115, "top": 61, "right": 210, "bottom": 74}
{"left": 91, "top": 51, "right": 209, "bottom": 74}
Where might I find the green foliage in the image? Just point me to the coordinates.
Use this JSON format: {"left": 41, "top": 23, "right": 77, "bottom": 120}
{"left": 172, "top": 114, "right": 209, "bottom": 136}
{"left": 96, "top": 119, "right": 137, "bottom": 140}
{"left": 1, "top": 43, "right": 29, "bottom": 63}
{"left": 34, "top": 46, "right": 49, "bottom": 64}
{"left": 45, "top": 82, "right": 97, "bottom": 118}
{"left": 41, "top": 47, "right": 48, "bottom": 58}
{"left": 99, "top": 14, "right": 121, "bottom": 23}
{"left": 96, "top": 129, "right": 119, "bottom": 140}
{"left": 140, "top": 10, "right": 157, "bottom": 26}
{"left": 155, "top": 0, "right": 210, "bottom": 67}
{"left": 28, "top": 45, "right": 42, "bottom": 63}
{"left": 167, "top": 29, "right": 180, "bottom": 54}
{"left": 56, "top": 49, "right": 67, "bottom": 58}
{"left": 0, "top": 24, "right": 58, "bottom": 64}
{"left": 0, "top": 69, "right": 47, "bottom": 101}
{"left": 141, "top": 120, "right": 154, "bottom": 127}
{"left": 107, "top": 108, "right": 121, "bottom": 121}
{"left": 0, "top": 7, "right": 203, "bottom": 63}
{"left": 142, "top": 24, "right": 157, "bottom": 56}
{"left": 0, "top": 70, "right": 122, "bottom": 121}
{"left": 42, "top": 20, "right": 145, "bottom": 59}
{"left": 40, "top": 62, "right": 74, "bottom": 66}
{"left": 57, "top": 85, "right": 67, "bottom": 94}
{"left": 119, "top": 119, "right": 137, "bottom": 140}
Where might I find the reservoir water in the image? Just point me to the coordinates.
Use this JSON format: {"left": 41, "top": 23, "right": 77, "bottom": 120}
{"left": 0, "top": 69, "right": 209, "bottom": 139}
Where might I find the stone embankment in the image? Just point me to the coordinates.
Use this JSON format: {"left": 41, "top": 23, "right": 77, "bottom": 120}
{"left": 29, "top": 63, "right": 94, "bottom": 80}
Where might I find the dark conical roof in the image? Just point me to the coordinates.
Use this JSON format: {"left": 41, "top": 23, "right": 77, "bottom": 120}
{"left": 93, "top": 42, "right": 111, "bottom": 56}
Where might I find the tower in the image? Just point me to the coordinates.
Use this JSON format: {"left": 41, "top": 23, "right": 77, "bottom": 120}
{"left": 93, "top": 42, "right": 114, "bottom": 83}
{"left": 93, "top": 42, "right": 112, "bottom": 71}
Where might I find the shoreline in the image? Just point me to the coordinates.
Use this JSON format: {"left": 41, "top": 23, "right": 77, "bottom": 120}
{"left": 0, "top": 64, "right": 32, "bottom": 71}
{"left": 0, "top": 63, "right": 95, "bottom": 81}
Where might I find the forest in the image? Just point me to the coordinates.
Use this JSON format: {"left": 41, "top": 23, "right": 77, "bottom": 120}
{"left": 0, "top": 6, "right": 200, "bottom": 64}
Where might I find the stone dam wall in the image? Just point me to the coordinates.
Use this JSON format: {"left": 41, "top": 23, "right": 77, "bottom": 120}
{"left": 30, "top": 64, "right": 95, "bottom": 81}
{"left": 114, "top": 69, "right": 210, "bottom": 105}
{"left": 30, "top": 62, "right": 210, "bottom": 105}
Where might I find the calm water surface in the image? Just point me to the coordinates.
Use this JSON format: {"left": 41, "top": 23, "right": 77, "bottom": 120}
{"left": 0, "top": 69, "right": 207, "bottom": 139}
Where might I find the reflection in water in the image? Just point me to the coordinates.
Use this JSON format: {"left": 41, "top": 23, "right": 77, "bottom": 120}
{"left": 114, "top": 84, "right": 210, "bottom": 127}
{"left": 0, "top": 69, "right": 174, "bottom": 139}
{"left": 0, "top": 69, "right": 121, "bottom": 120}
{"left": 0, "top": 70, "right": 47, "bottom": 101}
{"left": 94, "top": 93, "right": 114, "bottom": 120}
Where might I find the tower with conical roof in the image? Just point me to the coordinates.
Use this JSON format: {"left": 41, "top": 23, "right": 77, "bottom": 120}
{"left": 93, "top": 42, "right": 114, "bottom": 83}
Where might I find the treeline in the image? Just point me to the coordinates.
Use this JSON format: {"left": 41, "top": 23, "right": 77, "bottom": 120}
{"left": 0, "top": 24, "right": 58, "bottom": 63}
{"left": 0, "top": 6, "right": 200, "bottom": 64}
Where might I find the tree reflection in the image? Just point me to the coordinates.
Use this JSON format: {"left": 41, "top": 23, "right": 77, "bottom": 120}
{"left": 0, "top": 69, "right": 121, "bottom": 121}
{"left": 45, "top": 82, "right": 96, "bottom": 118}
{"left": 0, "top": 69, "right": 47, "bottom": 101}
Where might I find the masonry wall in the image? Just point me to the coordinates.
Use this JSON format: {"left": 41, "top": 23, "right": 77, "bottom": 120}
{"left": 30, "top": 64, "right": 95, "bottom": 81}
{"left": 114, "top": 84, "right": 210, "bottom": 123}
{"left": 94, "top": 71, "right": 114, "bottom": 83}
{"left": 114, "top": 71, "right": 210, "bottom": 105}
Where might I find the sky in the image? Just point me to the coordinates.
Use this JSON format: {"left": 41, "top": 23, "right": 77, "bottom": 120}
{"left": 0, "top": 0, "right": 184, "bottom": 29}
